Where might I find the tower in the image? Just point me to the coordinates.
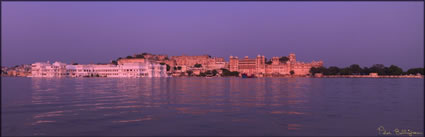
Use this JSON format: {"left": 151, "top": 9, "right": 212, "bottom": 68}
{"left": 288, "top": 53, "right": 296, "bottom": 75}
{"left": 256, "top": 55, "right": 266, "bottom": 74}
{"left": 289, "top": 53, "right": 296, "bottom": 63}
{"left": 256, "top": 54, "right": 263, "bottom": 65}
{"left": 229, "top": 56, "right": 239, "bottom": 72}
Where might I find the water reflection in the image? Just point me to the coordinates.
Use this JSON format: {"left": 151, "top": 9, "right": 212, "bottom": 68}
{"left": 28, "top": 78, "right": 314, "bottom": 133}
{"left": 1, "top": 77, "right": 422, "bottom": 136}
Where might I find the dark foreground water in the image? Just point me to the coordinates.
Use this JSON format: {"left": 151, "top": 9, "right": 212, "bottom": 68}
{"left": 2, "top": 77, "right": 423, "bottom": 136}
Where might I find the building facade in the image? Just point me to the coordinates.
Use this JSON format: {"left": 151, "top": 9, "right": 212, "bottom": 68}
{"left": 171, "top": 55, "right": 227, "bottom": 72}
{"left": 31, "top": 61, "right": 168, "bottom": 78}
{"left": 118, "top": 54, "right": 177, "bottom": 72}
{"left": 30, "top": 53, "right": 322, "bottom": 78}
{"left": 229, "top": 53, "right": 323, "bottom": 77}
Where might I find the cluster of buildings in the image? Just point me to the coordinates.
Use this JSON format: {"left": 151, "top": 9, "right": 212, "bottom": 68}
{"left": 169, "top": 55, "right": 227, "bottom": 76}
{"left": 4, "top": 52, "right": 323, "bottom": 78}
{"left": 116, "top": 53, "right": 228, "bottom": 76}
{"left": 1, "top": 65, "right": 32, "bottom": 77}
{"left": 116, "top": 53, "right": 322, "bottom": 77}
{"left": 124, "top": 53, "right": 323, "bottom": 77}
{"left": 31, "top": 61, "right": 168, "bottom": 78}
{"left": 229, "top": 53, "right": 323, "bottom": 77}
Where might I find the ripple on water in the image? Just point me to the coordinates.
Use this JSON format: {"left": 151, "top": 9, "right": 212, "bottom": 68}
{"left": 1, "top": 77, "right": 423, "bottom": 136}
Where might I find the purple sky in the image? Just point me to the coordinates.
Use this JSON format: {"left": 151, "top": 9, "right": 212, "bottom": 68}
{"left": 2, "top": 2, "right": 423, "bottom": 70}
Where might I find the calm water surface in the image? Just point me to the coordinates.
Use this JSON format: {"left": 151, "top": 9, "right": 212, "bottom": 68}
{"left": 2, "top": 77, "right": 423, "bottom": 136}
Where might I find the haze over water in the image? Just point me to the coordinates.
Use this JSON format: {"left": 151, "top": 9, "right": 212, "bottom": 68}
{"left": 1, "top": 77, "right": 423, "bottom": 136}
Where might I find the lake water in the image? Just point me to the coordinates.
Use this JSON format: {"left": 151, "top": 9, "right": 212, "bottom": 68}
{"left": 1, "top": 77, "right": 423, "bottom": 136}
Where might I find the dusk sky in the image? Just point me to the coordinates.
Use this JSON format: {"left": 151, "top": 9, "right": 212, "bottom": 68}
{"left": 2, "top": 2, "right": 423, "bottom": 70}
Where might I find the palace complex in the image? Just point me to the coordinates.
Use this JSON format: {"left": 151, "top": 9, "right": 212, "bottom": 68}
{"left": 229, "top": 53, "right": 323, "bottom": 77}
{"left": 170, "top": 55, "right": 227, "bottom": 72}
{"left": 27, "top": 53, "right": 323, "bottom": 77}
{"left": 31, "top": 61, "right": 168, "bottom": 77}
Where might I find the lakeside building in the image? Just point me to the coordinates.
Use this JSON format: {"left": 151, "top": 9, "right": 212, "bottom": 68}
{"left": 118, "top": 53, "right": 177, "bottom": 72}
{"left": 29, "top": 53, "right": 322, "bottom": 77}
{"left": 119, "top": 54, "right": 228, "bottom": 75}
{"left": 229, "top": 53, "right": 323, "bottom": 77}
{"left": 31, "top": 61, "right": 167, "bottom": 78}
{"left": 3, "top": 64, "right": 32, "bottom": 77}
{"left": 170, "top": 55, "right": 227, "bottom": 71}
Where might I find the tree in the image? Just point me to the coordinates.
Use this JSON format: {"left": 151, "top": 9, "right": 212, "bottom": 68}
{"left": 362, "top": 67, "right": 370, "bottom": 75}
{"left": 387, "top": 65, "right": 403, "bottom": 75}
{"left": 126, "top": 56, "right": 133, "bottom": 59}
{"left": 263, "top": 58, "right": 271, "bottom": 64}
{"left": 199, "top": 72, "right": 207, "bottom": 77}
{"left": 279, "top": 56, "right": 289, "bottom": 63}
{"left": 221, "top": 68, "right": 239, "bottom": 77}
{"left": 340, "top": 68, "right": 352, "bottom": 75}
{"left": 221, "top": 68, "right": 230, "bottom": 73}
{"left": 111, "top": 61, "right": 118, "bottom": 65}
{"left": 290, "top": 70, "right": 295, "bottom": 75}
{"left": 186, "top": 70, "right": 193, "bottom": 76}
{"left": 205, "top": 70, "right": 213, "bottom": 76}
{"left": 327, "top": 66, "right": 340, "bottom": 75}
{"left": 310, "top": 67, "right": 319, "bottom": 75}
{"left": 72, "top": 63, "right": 79, "bottom": 65}
{"left": 349, "top": 64, "right": 362, "bottom": 75}
{"left": 177, "top": 66, "right": 182, "bottom": 70}
{"left": 194, "top": 64, "right": 202, "bottom": 68}
{"left": 135, "top": 55, "right": 145, "bottom": 58}
{"left": 141, "top": 52, "right": 149, "bottom": 55}
{"left": 406, "top": 68, "right": 424, "bottom": 75}
{"left": 166, "top": 64, "right": 170, "bottom": 71}
{"left": 370, "top": 64, "right": 386, "bottom": 75}
{"left": 310, "top": 67, "right": 327, "bottom": 75}
{"left": 265, "top": 60, "right": 272, "bottom": 64}
{"left": 212, "top": 70, "right": 218, "bottom": 76}
{"left": 231, "top": 71, "right": 240, "bottom": 76}
{"left": 264, "top": 58, "right": 272, "bottom": 64}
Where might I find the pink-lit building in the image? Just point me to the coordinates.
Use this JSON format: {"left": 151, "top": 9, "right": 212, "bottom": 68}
{"left": 229, "top": 53, "right": 323, "bottom": 77}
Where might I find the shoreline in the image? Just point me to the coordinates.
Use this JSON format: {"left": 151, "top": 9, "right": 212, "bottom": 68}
{"left": 313, "top": 75, "right": 423, "bottom": 79}
{"left": 1, "top": 75, "right": 423, "bottom": 79}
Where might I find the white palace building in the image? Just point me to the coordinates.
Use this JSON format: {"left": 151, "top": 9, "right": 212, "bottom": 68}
{"left": 31, "top": 61, "right": 168, "bottom": 78}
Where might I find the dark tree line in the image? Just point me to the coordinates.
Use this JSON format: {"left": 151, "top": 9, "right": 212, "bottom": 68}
{"left": 264, "top": 56, "right": 288, "bottom": 65}
{"left": 279, "top": 56, "right": 289, "bottom": 63}
{"left": 221, "top": 68, "right": 239, "bottom": 76}
{"left": 199, "top": 70, "right": 219, "bottom": 77}
{"left": 265, "top": 58, "right": 272, "bottom": 64}
{"left": 310, "top": 64, "right": 423, "bottom": 75}
{"left": 194, "top": 64, "right": 202, "bottom": 68}
{"left": 406, "top": 68, "right": 424, "bottom": 75}
{"left": 173, "top": 66, "right": 182, "bottom": 70}
{"left": 135, "top": 55, "right": 145, "bottom": 58}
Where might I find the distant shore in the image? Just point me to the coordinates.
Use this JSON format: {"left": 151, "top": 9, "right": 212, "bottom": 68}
{"left": 1, "top": 75, "right": 423, "bottom": 79}
{"left": 313, "top": 75, "right": 423, "bottom": 79}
